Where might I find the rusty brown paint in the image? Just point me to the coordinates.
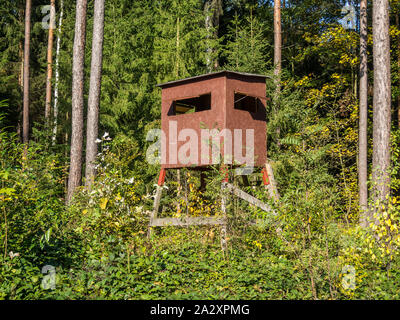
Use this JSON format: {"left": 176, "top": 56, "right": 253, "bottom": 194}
{"left": 158, "top": 71, "right": 267, "bottom": 169}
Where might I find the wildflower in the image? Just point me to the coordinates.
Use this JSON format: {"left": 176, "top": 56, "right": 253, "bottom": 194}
{"left": 102, "top": 132, "right": 111, "bottom": 141}
{"left": 9, "top": 251, "right": 20, "bottom": 259}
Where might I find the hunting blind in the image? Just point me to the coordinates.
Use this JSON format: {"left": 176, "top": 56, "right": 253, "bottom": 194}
{"left": 149, "top": 71, "right": 279, "bottom": 248}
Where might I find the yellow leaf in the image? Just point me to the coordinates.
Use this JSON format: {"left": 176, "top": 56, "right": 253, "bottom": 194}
{"left": 99, "top": 198, "right": 108, "bottom": 210}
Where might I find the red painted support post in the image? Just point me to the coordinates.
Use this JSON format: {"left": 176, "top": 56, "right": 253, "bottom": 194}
{"left": 158, "top": 168, "right": 166, "bottom": 186}
{"left": 262, "top": 167, "right": 270, "bottom": 186}
{"left": 221, "top": 166, "right": 229, "bottom": 183}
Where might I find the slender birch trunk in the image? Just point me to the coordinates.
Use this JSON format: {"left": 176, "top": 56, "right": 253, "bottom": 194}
{"left": 22, "top": 0, "right": 32, "bottom": 153}
{"left": 52, "top": 0, "right": 64, "bottom": 145}
{"left": 359, "top": 0, "right": 369, "bottom": 226}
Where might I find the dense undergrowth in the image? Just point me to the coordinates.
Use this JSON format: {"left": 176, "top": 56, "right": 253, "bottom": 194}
{"left": 1, "top": 126, "right": 400, "bottom": 300}
{"left": 2, "top": 0, "right": 400, "bottom": 300}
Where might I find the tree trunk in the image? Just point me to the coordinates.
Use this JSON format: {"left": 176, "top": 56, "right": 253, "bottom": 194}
{"left": 204, "top": 1, "right": 212, "bottom": 72}
{"left": 204, "top": 0, "right": 222, "bottom": 72}
{"left": 19, "top": 40, "right": 23, "bottom": 90}
{"left": 22, "top": 0, "right": 32, "bottom": 152}
{"left": 359, "top": 0, "right": 369, "bottom": 226}
{"left": 371, "top": 0, "right": 391, "bottom": 209}
{"left": 85, "top": 0, "right": 105, "bottom": 187}
{"left": 67, "top": 0, "right": 88, "bottom": 203}
{"left": 52, "top": 0, "right": 64, "bottom": 145}
{"left": 45, "top": 0, "right": 56, "bottom": 120}
{"left": 274, "top": 0, "right": 282, "bottom": 78}
{"left": 274, "top": 0, "right": 282, "bottom": 148}
{"left": 396, "top": 14, "right": 400, "bottom": 128}
{"left": 18, "top": 39, "right": 23, "bottom": 140}
{"left": 175, "top": 16, "right": 180, "bottom": 79}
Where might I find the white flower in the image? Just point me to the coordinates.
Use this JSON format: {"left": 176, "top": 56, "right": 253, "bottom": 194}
{"left": 9, "top": 251, "right": 20, "bottom": 259}
{"left": 102, "top": 132, "right": 109, "bottom": 139}
{"left": 95, "top": 138, "right": 102, "bottom": 144}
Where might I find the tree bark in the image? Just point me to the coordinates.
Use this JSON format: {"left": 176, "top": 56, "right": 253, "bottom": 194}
{"left": 19, "top": 40, "right": 23, "bottom": 90}
{"left": 396, "top": 13, "right": 400, "bottom": 128}
{"left": 204, "top": 0, "right": 222, "bottom": 72}
{"left": 18, "top": 39, "right": 23, "bottom": 139}
{"left": 359, "top": 0, "right": 368, "bottom": 226}
{"left": 85, "top": 0, "right": 105, "bottom": 187}
{"left": 45, "top": 0, "right": 56, "bottom": 120}
{"left": 274, "top": 0, "right": 282, "bottom": 78}
{"left": 67, "top": 0, "right": 88, "bottom": 203}
{"left": 175, "top": 16, "right": 180, "bottom": 79}
{"left": 371, "top": 0, "right": 391, "bottom": 209}
{"left": 274, "top": 0, "right": 282, "bottom": 148}
{"left": 22, "top": 0, "right": 32, "bottom": 151}
{"left": 52, "top": 0, "right": 64, "bottom": 145}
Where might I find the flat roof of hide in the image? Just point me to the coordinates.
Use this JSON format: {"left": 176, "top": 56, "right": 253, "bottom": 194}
{"left": 156, "top": 70, "right": 268, "bottom": 88}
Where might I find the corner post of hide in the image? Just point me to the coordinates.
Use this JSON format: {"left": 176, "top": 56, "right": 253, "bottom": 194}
{"left": 220, "top": 182, "right": 228, "bottom": 253}
{"left": 263, "top": 162, "right": 280, "bottom": 201}
{"left": 220, "top": 164, "right": 229, "bottom": 183}
{"left": 148, "top": 169, "right": 166, "bottom": 238}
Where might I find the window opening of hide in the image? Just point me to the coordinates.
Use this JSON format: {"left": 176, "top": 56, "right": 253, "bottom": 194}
{"left": 172, "top": 93, "right": 211, "bottom": 115}
{"left": 234, "top": 92, "right": 263, "bottom": 113}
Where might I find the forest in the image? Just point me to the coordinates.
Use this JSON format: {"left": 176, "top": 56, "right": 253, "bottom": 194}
{"left": 1, "top": 0, "right": 400, "bottom": 300}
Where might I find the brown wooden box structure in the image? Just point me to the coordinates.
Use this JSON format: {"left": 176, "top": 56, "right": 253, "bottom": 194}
{"left": 150, "top": 72, "right": 276, "bottom": 240}
{"left": 157, "top": 71, "right": 267, "bottom": 170}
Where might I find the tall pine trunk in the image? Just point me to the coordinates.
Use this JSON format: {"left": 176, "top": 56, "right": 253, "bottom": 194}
{"left": 396, "top": 14, "right": 400, "bottom": 128}
{"left": 52, "top": 0, "right": 64, "bottom": 145}
{"left": 45, "top": 0, "right": 56, "bottom": 120}
{"left": 17, "top": 7, "right": 24, "bottom": 139}
{"left": 175, "top": 16, "right": 180, "bottom": 79}
{"left": 274, "top": 0, "right": 282, "bottom": 78}
{"left": 359, "top": 0, "right": 369, "bottom": 226}
{"left": 85, "top": 0, "right": 105, "bottom": 187}
{"left": 22, "top": 0, "right": 32, "bottom": 153}
{"left": 204, "top": 0, "right": 222, "bottom": 72}
{"left": 274, "top": 0, "right": 281, "bottom": 148}
{"left": 67, "top": 0, "right": 88, "bottom": 203}
{"left": 371, "top": 0, "right": 391, "bottom": 210}
{"left": 18, "top": 39, "right": 23, "bottom": 138}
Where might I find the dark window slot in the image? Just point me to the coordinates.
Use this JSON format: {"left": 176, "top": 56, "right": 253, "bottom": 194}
{"left": 172, "top": 93, "right": 211, "bottom": 115}
{"left": 234, "top": 92, "right": 262, "bottom": 114}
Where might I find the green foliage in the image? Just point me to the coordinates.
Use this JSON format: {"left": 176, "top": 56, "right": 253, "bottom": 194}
{"left": 223, "top": 6, "right": 270, "bottom": 73}
{"left": 2, "top": 0, "right": 400, "bottom": 301}
{"left": 67, "top": 134, "right": 147, "bottom": 241}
